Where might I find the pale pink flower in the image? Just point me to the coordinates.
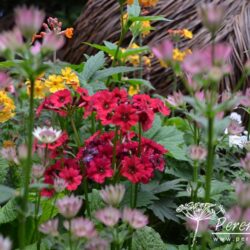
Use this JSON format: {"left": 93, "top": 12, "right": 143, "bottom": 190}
{"left": 234, "top": 180, "right": 250, "bottom": 207}
{"left": 32, "top": 164, "right": 45, "bottom": 179}
{"left": 122, "top": 207, "right": 148, "bottom": 229}
{"left": 0, "top": 147, "right": 19, "bottom": 164}
{"left": 64, "top": 217, "right": 97, "bottom": 238}
{"left": 186, "top": 218, "right": 209, "bottom": 232}
{"left": 41, "top": 32, "right": 65, "bottom": 52}
{"left": 0, "top": 72, "right": 14, "bottom": 93}
{"left": 33, "top": 127, "right": 62, "bottom": 144}
{"left": 227, "top": 120, "right": 244, "bottom": 135}
{"left": 85, "top": 237, "right": 109, "bottom": 250}
{"left": 188, "top": 145, "right": 207, "bottom": 161}
{"left": 100, "top": 184, "right": 125, "bottom": 207}
{"left": 56, "top": 195, "right": 82, "bottom": 219}
{"left": 95, "top": 207, "right": 120, "bottom": 227}
{"left": 166, "top": 91, "right": 184, "bottom": 107}
{"left": 15, "top": 6, "right": 45, "bottom": 38}
{"left": 241, "top": 153, "right": 250, "bottom": 173}
{"left": 39, "top": 218, "right": 59, "bottom": 236}
{"left": 0, "top": 235, "right": 11, "bottom": 250}
{"left": 17, "top": 144, "right": 28, "bottom": 159}
{"left": 0, "top": 28, "right": 23, "bottom": 53}
{"left": 240, "top": 88, "right": 250, "bottom": 107}
{"left": 54, "top": 177, "right": 66, "bottom": 193}
{"left": 226, "top": 206, "right": 242, "bottom": 222}
{"left": 151, "top": 39, "right": 173, "bottom": 61}
{"left": 197, "top": 3, "right": 224, "bottom": 33}
{"left": 30, "top": 42, "right": 41, "bottom": 55}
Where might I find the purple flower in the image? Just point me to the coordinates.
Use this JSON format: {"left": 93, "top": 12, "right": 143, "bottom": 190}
{"left": 100, "top": 184, "right": 125, "bottom": 206}
{"left": 0, "top": 28, "right": 23, "bottom": 54}
{"left": 197, "top": 3, "right": 224, "bottom": 33}
{"left": 122, "top": 207, "right": 148, "bottom": 229}
{"left": 85, "top": 237, "right": 109, "bottom": 250}
{"left": 39, "top": 218, "right": 59, "bottom": 236}
{"left": 0, "top": 235, "right": 11, "bottom": 250}
{"left": 95, "top": 207, "right": 120, "bottom": 227}
{"left": 41, "top": 32, "right": 65, "bottom": 52}
{"left": 188, "top": 145, "right": 207, "bottom": 161}
{"left": 14, "top": 6, "right": 45, "bottom": 38}
{"left": 64, "top": 217, "right": 97, "bottom": 238}
{"left": 151, "top": 39, "right": 173, "bottom": 62}
{"left": 56, "top": 195, "right": 82, "bottom": 218}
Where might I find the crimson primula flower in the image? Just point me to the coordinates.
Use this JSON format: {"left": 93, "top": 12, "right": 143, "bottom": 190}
{"left": 49, "top": 89, "right": 72, "bottom": 108}
{"left": 59, "top": 167, "right": 82, "bottom": 191}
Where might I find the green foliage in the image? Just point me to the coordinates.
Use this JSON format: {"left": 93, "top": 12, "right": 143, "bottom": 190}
{"left": 132, "top": 226, "right": 166, "bottom": 250}
{"left": 145, "top": 115, "right": 187, "bottom": 161}
{"left": 0, "top": 199, "right": 17, "bottom": 224}
{"left": 88, "top": 189, "right": 105, "bottom": 212}
{"left": 0, "top": 185, "right": 16, "bottom": 204}
{"left": 0, "top": 157, "right": 9, "bottom": 184}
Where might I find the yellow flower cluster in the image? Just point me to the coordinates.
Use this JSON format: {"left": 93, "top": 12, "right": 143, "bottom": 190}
{"left": 128, "top": 85, "right": 140, "bottom": 96}
{"left": 0, "top": 91, "right": 15, "bottom": 123}
{"left": 127, "top": 0, "right": 158, "bottom": 7}
{"left": 3, "top": 140, "right": 15, "bottom": 148}
{"left": 173, "top": 48, "right": 192, "bottom": 62}
{"left": 26, "top": 67, "right": 80, "bottom": 98}
{"left": 168, "top": 29, "right": 193, "bottom": 39}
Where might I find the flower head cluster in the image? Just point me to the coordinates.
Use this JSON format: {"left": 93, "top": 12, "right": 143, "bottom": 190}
{"left": 0, "top": 91, "right": 15, "bottom": 123}
{"left": 127, "top": 0, "right": 158, "bottom": 7}
{"left": 77, "top": 131, "right": 167, "bottom": 184}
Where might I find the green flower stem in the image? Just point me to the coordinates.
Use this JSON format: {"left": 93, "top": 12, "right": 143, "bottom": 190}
{"left": 19, "top": 78, "right": 35, "bottom": 249}
{"left": 70, "top": 117, "right": 91, "bottom": 218}
{"left": 192, "top": 160, "right": 199, "bottom": 202}
{"left": 34, "top": 191, "right": 41, "bottom": 249}
{"left": 49, "top": 193, "right": 58, "bottom": 219}
{"left": 68, "top": 219, "right": 73, "bottom": 250}
{"left": 247, "top": 115, "right": 250, "bottom": 140}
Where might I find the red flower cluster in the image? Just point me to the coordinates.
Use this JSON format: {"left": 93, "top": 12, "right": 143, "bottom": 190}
{"left": 89, "top": 88, "right": 170, "bottom": 131}
{"left": 42, "top": 158, "right": 82, "bottom": 197}
{"left": 77, "top": 131, "right": 167, "bottom": 184}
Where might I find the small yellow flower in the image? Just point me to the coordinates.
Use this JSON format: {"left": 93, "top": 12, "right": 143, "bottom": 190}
{"left": 141, "top": 20, "right": 151, "bottom": 37}
{"left": 26, "top": 77, "right": 47, "bottom": 99}
{"left": 143, "top": 56, "right": 151, "bottom": 67}
{"left": 0, "top": 91, "right": 15, "bottom": 123}
{"left": 45, "top": 74, "right": 65, "bottom": 93}
{"left": 3, "top": 140, "right": 15, "bottom": 148}
{"left": 61, "top": 67, "right": 80, "bottom": 90}
{"left": 182, "top": 29, "right": 193, "bottom": 39}
{"left": 127, "top": 43, "right": 140, "bottom": 66}
{"left": 65, "top": 28, "right": 74, "bottom": 39}
{"left": 128, "top": 85, "right": 140, "bottom": 96}
{"left": 173, "top": 48, "right": 192, "bottom": 62}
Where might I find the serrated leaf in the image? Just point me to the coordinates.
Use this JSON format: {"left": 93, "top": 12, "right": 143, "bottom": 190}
{"left": 81, "top": 51, "right": 105, "bottom": 82}
{"left": 132, "top": 226, "right": 166, "bottom": 250}
{"left": 0, "top": 199, "right": 17, "bottom": 224}
{"left": 92, "top": 66, "right": 139, "bottom": 80}
{"left": 144, "top": 115, "right": 187, "bottom": 160}
{"left": 125, "top": 78, "right": 155, "bottom": 90}
{"left": 39, "top": 197, "right": 59, "bottom": 223}
{"left": 0, "top": 185, "right": 16, "bottom": 203}
{"left": 89, "top": 189, "right": 105, "bottom": 212}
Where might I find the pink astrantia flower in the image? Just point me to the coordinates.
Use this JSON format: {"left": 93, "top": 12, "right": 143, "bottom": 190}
{"left": 39, "top": 219, "right": 59, "bottom": 236}
{"left": 0, "top": 235, "right": 11, "bottom": 250}
{"left": 0, "top": 72, "right": 14, "bottom": 93}
{"left": 85, "top": 237, "right": 109, "bottom": 250}
{"left": 188, "top": 145, "right": 207, "bottom": 161}
{"left": 241, "top": 153, "right": 250, "bottom": 174}
{"left": 56, "top": 195, "right": 82, "bottom": 219}
{"left": 166, "top": 91, "right": 185, "bottom": 107}
{"left": 122, "top": 207, "right": 148, "bottom": 229}
{"left": 41, "top": 32, "right": 65, "bottom": 52}
{"left": 151, "top": 39, "right": 173, "bottom": 61}
{"left": 64, "top": 217, "right": 97, "bottom": 238}
{"left": 95, "top": 207, "right": 121, "bottom": 227}
{"left": 14, "top": 6, "right": 45, "bottom": 38}
{"left": 0, "top": 28, "right": 23, "bottom": 53}
{"left": 100, "top": 184, "right": 125, "bottom": 207}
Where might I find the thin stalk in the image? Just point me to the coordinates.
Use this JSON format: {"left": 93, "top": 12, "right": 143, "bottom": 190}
{"left": 248, "top": 115, "right": 250, "bottom": 140}
{"left": 68, "top": 219, "right": 73, "bottom": 250}
{"left": 34, "top": 192, "right": 41, "bottom": 249}
{"left": 70, "top": 116, "right": 81, "bottom": 146}
{"left": 91, "top": 113, "right": 96, "bottom": 134}
{"left": 19, "top": 78, "right": 35, "bottom": 249}
{"left": 112, "top": 127, "right": 119, "bottom": 183}
{"left": 49, "top": 193, "right": 58, "bottom": 219}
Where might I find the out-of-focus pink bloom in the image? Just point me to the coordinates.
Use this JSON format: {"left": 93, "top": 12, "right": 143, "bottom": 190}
{"left": 240, "top": 88, "right": 250, "bottom": 107}
{"left": 0, "top": 28, "right": 23, "bottom": 53}
{"left": 186, "top": 74, "right": 199, "bottom": 91}
{"left": 227, "top": 120, "right": 244, "bottom": 135}
{"left": 197, "top": 3, "right": 224, "bottom": 33}
{"left": 122, "top": 207, "right": 148, "bottom": 229}
{"left": 100, "top": 184, "right": 125, "bottom": 207}
{"left": 186, "top": 218, "right": 209, "bottom": 232}
{"left": 41, "top": 32, "right": 65, "bottom": 52}
{"left": 39, "top": 219, "right": 59, "bottom": 236}
{"left": 54, "top": 177, "right": 66, "bottom": 193}
{"left": 56, "top": 195, "right": 82, "bottom": 219}
{"left": 226, "top": 206, "right": 242, "bottom": 222}
{"left": 188, "top": 145, "right": 207, "bottom": 161}
{"left": 30, "top": 42, "right": 41, "bottom": 55}
{"left": 151, "top": 39, "right": 173, "bottom": 62}
{"left": 95, "top": 207, "right": 120, "bottom": 227}
{"left": 241, "top": 153, "right": 250, "bottom": 174}
{"left": 166, "top": 91, "right": 185, "bottom": 107}
{"left": 233, "top": 180, "right": 250, "bottom": 207}
{"left": 195, "top": 91, "right": 205, "bottom": 102}
{"left": 32, "top": 164, "right": 45, "bottom": 179}
{"left": 0, "top": 72, "right": 14, "bottom": 93}
{"left": 17, "top": 144, "right": 28, "bottom": 159}
{"left": 85, "top": 237, "right": 109, "bottom": 250}
{"left": 64, "top": 217, "right": 97, "bottom": 238}
{"left": 0, "top": 147, "right": 19, "bottom": 164}
{"left": 15, "top": 6, "right": 45, "bottom": 38}
{"left": 0, "top": 235, "right": 11, "bottom": 250}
